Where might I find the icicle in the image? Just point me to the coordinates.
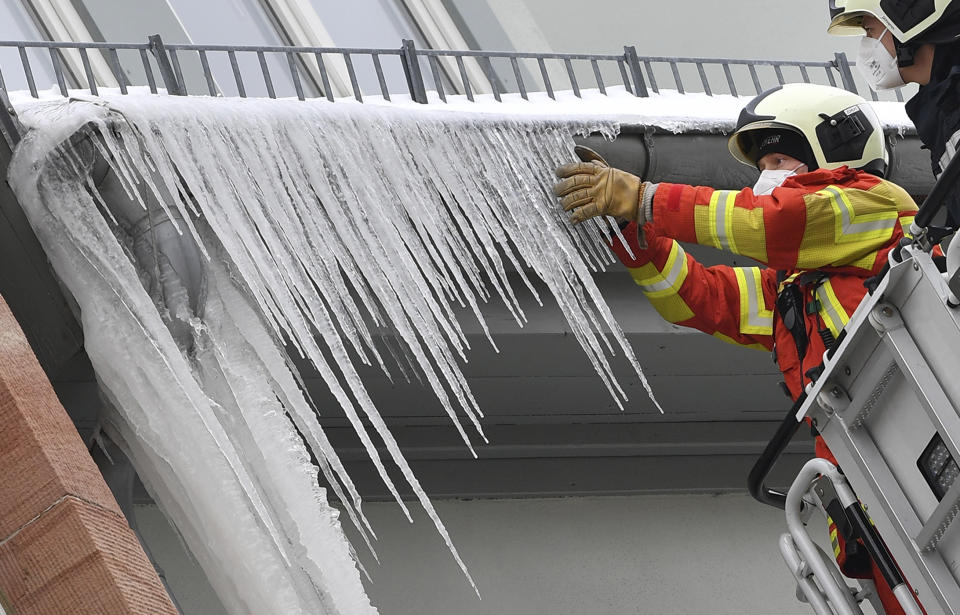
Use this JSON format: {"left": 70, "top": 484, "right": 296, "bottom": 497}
{"left": 9, "top": 93, "right": 664, "bottom": 615}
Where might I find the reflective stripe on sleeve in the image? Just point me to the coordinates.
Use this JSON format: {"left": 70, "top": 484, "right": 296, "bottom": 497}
{"left": 626, "top": 241, "right": 695, "bottom": 324}
{"left": 734, "top": 267, "right": 773, "bottom": 335}
{"left": 900, "top": 215, "right": 915, "bottom": 239}
{"left": 816, "top": 279, "right": 849, "bottom": 338}
{"left": 708, "top": 190, "right": 738, "bottom": 252}
{"left": 821, "top": 186, "right": 898, "bottom": 243}
{"left": 634, "top": 242, "right": 688, "bottom": 297}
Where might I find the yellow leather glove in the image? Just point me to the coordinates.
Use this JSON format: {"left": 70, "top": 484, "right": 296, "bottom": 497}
{"left": 553, "top": 146, "right": 648, "bottom": 225}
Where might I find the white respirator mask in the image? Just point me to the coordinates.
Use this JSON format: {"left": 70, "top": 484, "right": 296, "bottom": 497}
{"left": 752, "top": 165, "right": 804, "bottom": 196}
{"left": 857, "top": 29, "right": 906, "bottom": 90}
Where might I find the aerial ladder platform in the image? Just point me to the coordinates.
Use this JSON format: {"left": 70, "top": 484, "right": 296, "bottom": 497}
{"left": 750, "top": 154, "right": 960, "bottom": 614}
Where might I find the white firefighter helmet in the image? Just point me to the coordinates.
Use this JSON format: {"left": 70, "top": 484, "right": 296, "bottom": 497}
{"left": 827, "top": 0, "right": 960, "bottom": 44}
{"left": 728, "top": 83, "right": 888, "bottom": 177}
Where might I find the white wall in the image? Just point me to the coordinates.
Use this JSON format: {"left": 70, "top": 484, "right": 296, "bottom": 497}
{"left": 137, "top": 493, "right": 839, "bottom": 615}
{"left": 503, "top": 0, "right": 858, "bottom": 59}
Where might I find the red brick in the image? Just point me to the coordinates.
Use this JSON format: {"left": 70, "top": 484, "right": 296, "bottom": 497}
{"left": 0, "top": 497, "right": 176, "bottom": 615}
{"left": 0, "top": 294, "right": 177, "bottom": 614}
{"left": 0, "top": 299, "right": 120, "bottom": 538}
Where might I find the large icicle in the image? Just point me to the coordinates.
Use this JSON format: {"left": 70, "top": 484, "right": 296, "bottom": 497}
{"left": 8, "top": 93, "right": 659, "bottom": 615}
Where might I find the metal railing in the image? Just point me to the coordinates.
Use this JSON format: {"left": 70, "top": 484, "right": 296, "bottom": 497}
{"left": 0, "top": 35, "right": 913, "bottom": 105}
{"left": 0, "top": 35, "right": 915, "bottom": 151}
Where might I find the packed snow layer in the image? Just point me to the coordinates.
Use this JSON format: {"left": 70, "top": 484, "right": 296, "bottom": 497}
{"left": 7, "top": 93, "right": 658, "bottom": 615}
{"left": 363, "top": 86, "right": 915, "bottom": 135}
{"left": 9, "top": 84, "right": 915, "bottom": 135}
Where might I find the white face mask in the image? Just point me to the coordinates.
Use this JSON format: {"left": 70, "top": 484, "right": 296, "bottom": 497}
{"left": 857, "top": 29, "right": 905, "bottom": 90}
{"left": 753, "top": 165, "right": 804, "bottom": 196}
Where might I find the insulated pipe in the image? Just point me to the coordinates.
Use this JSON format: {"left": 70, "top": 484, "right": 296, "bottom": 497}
{"left": 575, "top": 128, "right": 935, "bottom": 196}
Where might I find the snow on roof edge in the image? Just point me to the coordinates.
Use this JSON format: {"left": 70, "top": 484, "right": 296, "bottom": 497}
{"left": 7, "top": 84, "right": 915, "bottom": 137}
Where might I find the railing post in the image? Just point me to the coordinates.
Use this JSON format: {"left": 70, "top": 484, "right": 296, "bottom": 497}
{"left": 0, "top": 86, "right": 23, "bottom": 148}
{"left": 833, "top": 52, "right": 858, "bottom": 94}
{"left": 400, "top": 39, "right": 428, "bottom": 104}
{"left": 148, "top": 34, "right": 185, "bottom": 96}
{"left": 623, "top": 46, "right": 648, "bottom": 97}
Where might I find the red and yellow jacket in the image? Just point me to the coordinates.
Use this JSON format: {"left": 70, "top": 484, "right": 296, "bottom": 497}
{"left": 611, "top": 166, "right": 918, "bottom": 454}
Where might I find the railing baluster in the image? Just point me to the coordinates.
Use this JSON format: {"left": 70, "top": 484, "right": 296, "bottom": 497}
{"left": 148, "top": 34, "right": 182, "bottom": 95}
{"left": 399, "top": 39, "right": 427, "bottom": 104}
{"left": 315, "top": 52, "right": 333, "bottom": 102}
{"left": 139, "top": 48, "right": 158, "bottom": 94}
{"left": 617, "top": 59, "right": 633, "bottom": 95}
{"left": 774, "top": 63, "right": 785, "bottom": 85}
{"left": 748, "top": 63, "right": 762, "bottom": 94}
{"left": 372, "top": 52, "right": 390, "bottom": 101}
{"left": 78, "top": 47, "right": 98, "bottom": 95}
{"left": 799, "top": 64, "right": 811, "bottom": 83}
{"left": 537, "top": 57, "right": 554, "bottom": 100}
{"left": 643, "top": 59, "right": 659, "bottom": 94}
{"left": 825, "top": 64, "right": 838, "bottom": 87}
{"left": 228, "top": 50, "right": 246, "bottom": 97}
{"left": 287, "top": 52, "right": 304, "bottom": 101}
{"left": 482, "top": 58, "right": 501, "bottom": 101}
{"left": 18, "top": 47, "right": 37, "bottom": 98}
{"left": 895, "top": 88, "right": 904, "bottom": 102}
{"left": 563, "top": 58, "right": 580, "bottom": 98}
{"left": 590, "top": 59, "right": 605, "bottom": 95}
{"left": 428, "top": 55, "right": 445, "bottom": 102}
{"left": 511, "top": 56, "right": 527, "bottom": 100}
{"left": 668, "top": 60, "right": 683, "bottom": 94}
{"left": 623, "top": 47, "right": 647, "bottom": 97}
{"left": 257, "top": 51, "right": 275, "bottom": 98}
{"left": 834, "top": 52, "right": 858, "bottom": 93}
{"left": 695, "top": 61, "right": 711, "bottom": 96}
{"left": 456, "top": 54, "right": 473, "bottom": 101}
{"left": 722, "top": 63, "right": 737, "bottom": 97}
{"left": 343, "top": 53, "right": 362, "bottom": 102}
{"left": 107, "top": 48, "right": 127, "bottom": 94}
{"left": 199, "top": 50, "right": 217, "bottom": 96}
{"left": 50, "top": 48, "right": 68, "bottom": 97}
{"left": 169, "top": 49, "right": 186, "bottom": 95}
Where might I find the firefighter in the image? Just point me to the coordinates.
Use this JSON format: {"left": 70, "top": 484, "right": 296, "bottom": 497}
{"left": 827, "top": 0, "right": 960, "bottom": 225}
{"left": 553, "top": 82, "right": 922, "bottom": 614}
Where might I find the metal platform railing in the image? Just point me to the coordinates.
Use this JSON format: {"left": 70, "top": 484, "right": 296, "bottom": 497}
{"left": 0, "top": 35, "right": 913, "bottom": 106}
